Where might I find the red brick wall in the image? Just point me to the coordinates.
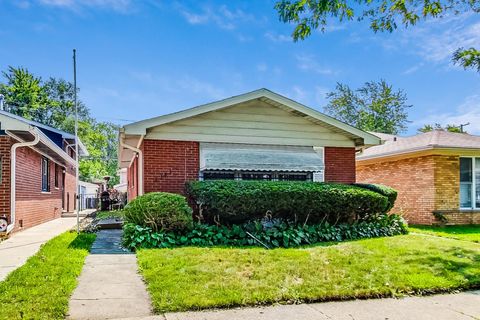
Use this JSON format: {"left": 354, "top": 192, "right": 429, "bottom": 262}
{"left": 12, "top": 145, "right": 76, "bottom": 231}
{"left": 357, "top": 156, "right": 436, "bottom": 225}
{"left": 0, "top": 136, "right": 12, "bottom": 221}
{"left": 143, "top": 140, "right": 199, "bottom": 195}
{"left": 324, "top": 147, "right": 356, "bottom": 183}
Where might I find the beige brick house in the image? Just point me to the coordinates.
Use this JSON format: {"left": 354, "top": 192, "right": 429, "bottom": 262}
{"left": 357, "top": 130, "right": 480, "bottom": 225}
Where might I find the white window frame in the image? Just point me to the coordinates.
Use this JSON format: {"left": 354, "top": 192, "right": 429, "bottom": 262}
{"left": 460, "top": 157, "right": 478, "bottom": 210}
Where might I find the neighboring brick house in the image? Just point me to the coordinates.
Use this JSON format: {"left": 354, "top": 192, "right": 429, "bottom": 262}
{"left": 119, "top": 89, "right": 380, "bottom": 200}
{"left": 0, "top": 111, "right": 88, "bottom": 234}
{"left": 357, "top": 131, "right": 480, "bottom": 225}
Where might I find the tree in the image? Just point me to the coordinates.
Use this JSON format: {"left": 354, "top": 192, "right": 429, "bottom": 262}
{"left": 275, "top": 0, "right": 480, "bottom": 71}
{"left": 0, "top": 66, "right": 120, "bottom": 186}
{"left": 0, "top": 66, "right": 50, "bottom": 122}
{"left": 418, "top": 123, "right": 464, "bottom": 133}
{"left": 325, "top": 80, "right": 411, "bottom": 134}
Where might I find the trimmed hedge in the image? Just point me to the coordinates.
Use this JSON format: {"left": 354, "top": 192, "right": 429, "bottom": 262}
{"left": 186, "top": 181, "right": 389, "bottom": 225}
{"left": 123, "top": 214, "right": 408, "bottom": 250}
{"left": 354, "top": 183, "right": 398, "bottom": 212}
{"left": 124, "top": 192, "right": 193, "bottom": 232}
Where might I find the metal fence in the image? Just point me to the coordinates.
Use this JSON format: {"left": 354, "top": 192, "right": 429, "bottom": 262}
{"left": 79, "top": 193, "right": 99, "bottom": 211}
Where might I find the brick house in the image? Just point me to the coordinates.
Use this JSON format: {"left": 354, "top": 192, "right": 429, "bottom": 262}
{"left": 357, "top": 130, "right": 480, "bottom": 225}
{"left": 119, "top": 89, "right": 380, "bottom": 199}
{"left": 0, "top": 111, "right": 88, "bottom": 234}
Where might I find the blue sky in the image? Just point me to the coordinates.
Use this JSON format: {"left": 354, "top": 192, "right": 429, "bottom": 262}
{"left": 0, "top": 0, "right": 479, "bottom": 135}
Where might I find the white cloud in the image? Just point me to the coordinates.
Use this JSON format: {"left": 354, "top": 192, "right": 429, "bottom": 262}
{"left": 178, "top": 4, "right": 254, "bottom": 31}
{"left": 402, "top": 63, "right": 424, "bottom": 75}
{"left": 256, "top": 63, "right": 267, "bottom": 72}
{"left": 414, "top": 95, "right": 480, "bottom": 134}
{"left": 295, "top": 54, "right": 337, "bottom": 75}
{"left": 264, "top": 31, "right": 291, "bottom": 43}
{"left": 37, "top": 0, "right": 133, "bottom": 13}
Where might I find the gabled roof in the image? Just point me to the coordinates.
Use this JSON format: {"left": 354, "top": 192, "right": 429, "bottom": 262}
{"left": 358, "top": 130, "right": 480, "bottom": 160}
{"left": 122, "top": 88, "right": 381, "bottom": 146}
{"left": 0, "top": 110, "right": 88, "bottom": 156}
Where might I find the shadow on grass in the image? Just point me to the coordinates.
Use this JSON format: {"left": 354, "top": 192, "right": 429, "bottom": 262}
{"left": 68, "top": 232, "right": 96, "bottom": 250}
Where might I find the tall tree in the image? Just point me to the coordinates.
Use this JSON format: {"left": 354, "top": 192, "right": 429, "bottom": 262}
{"left": 325, "top": 80, "right": 411, "bottom": 134}
{"left": 275, "top": 0, "right": 480, "bottom": 71}
{"left": 0, "top": 66, "right": 50, "bottom": 122}
{"left": 418, "top": 123, "right": 464, "bottom": 133}
{"left": 0, "top": 66, "right": 120, "bottom": 186}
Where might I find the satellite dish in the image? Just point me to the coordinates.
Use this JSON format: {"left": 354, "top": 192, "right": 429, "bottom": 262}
{"left": 0, "top": 217, "right": 8, "bottom": 233}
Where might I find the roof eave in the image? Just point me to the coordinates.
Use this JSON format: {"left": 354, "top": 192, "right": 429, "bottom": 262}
{"left": 122, "top": 88, "right": 382, "bottom": 146}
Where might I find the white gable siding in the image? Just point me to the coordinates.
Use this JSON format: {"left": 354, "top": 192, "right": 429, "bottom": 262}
{"left": 145, "top": 100, "right": 355, "bottom": 147}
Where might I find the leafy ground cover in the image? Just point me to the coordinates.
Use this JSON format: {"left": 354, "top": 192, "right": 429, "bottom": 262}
{"left": 409, "top": 225, "right": 480, "bottom": 243}
{"left": 95, "top": 210, "right": 125, "bottom": 220}
{"left": 137, "top": 234, "right": 480, "bottom": 313}
{"left": 0, "top": 232, "right": 96, "bottom": 319}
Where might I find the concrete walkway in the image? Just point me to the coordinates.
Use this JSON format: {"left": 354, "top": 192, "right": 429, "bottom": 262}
{"left": 0, "top": 217, "right": 79, "bottom": 281}
{"left": 117, "top": 290, "right": 480, "bottom": 320}
{"left": 67, "top": 230, "right": 152, "bottom": 320}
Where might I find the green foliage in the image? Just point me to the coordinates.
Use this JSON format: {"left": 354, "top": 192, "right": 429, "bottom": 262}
{"left": 409, "top": 225, "right": 480, "bottom": 243}
{"left": 418, "top": 123, "right": 465, "bottom": 133}
{"left": 0, "top": 66, "right": 119, "bottom": 185}
{"left": 186, "top": 180, "right": 390, "bottom": 225}
{"left": 274, "top": 0, "right": 480, "bottom": 71}
{"left": 353, "top": 183, "right": 398, "bottom": 213}
{"left": 123, "top": 214, "right": 408, "bottom": 250}
{"left": 453, "top": 47, "right": 480, "bottom": 72}
{"left": 0, "top": 232, "right": 95, "bottom": 319}
{"left": 124, "top": 192, "right": 193, "bottom": 232}
{"left": 324, "top": 80, "right": 411, "bottom": 134}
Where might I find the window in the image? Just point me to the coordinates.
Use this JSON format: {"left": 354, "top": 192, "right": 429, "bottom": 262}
{"left": 460, "top": 157, "right": 480, "bottom": 209}
{"left": 202, "top": 171, "right": 235, "bottom": 180}
{"left": 41, "top": 157, "right": 50, "bottom": 192}
{"left": 201, "top": 170, "right": 313, "bottom": 182}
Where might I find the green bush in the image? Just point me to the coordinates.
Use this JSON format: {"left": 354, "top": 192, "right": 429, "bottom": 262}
{"left": 123, "top": 214, "right": 408, "bottom": 250}
{"left": 123, "top": 192, "right": 193, "bottom": 232}
{"left": 354, "top": 183, "right": 398, "bottom": 212}
{"left": 186, "top": 181, "right": 389, "bottom": 225}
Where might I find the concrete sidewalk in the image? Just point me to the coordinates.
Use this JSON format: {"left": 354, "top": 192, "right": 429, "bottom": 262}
{"left": 0, "top": 217, "right": 79, "bottom": 281}
{"left": 67, "top": 230, "right": 152, "bottom": 320}
{"left": 118, "top": 290, "right": 480, "bottom": 320}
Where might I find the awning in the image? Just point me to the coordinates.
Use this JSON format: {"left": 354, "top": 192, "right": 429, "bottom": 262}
{"left": 200, "top": 143, "right": 324, "bottom": 172}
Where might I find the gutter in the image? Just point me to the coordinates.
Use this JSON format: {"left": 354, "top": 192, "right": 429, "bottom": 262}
{"left": 6, "top": 127, "right": 40, "bottom": 234}
{"left": 120, "top": 134, "right": 144, "bottom": 196}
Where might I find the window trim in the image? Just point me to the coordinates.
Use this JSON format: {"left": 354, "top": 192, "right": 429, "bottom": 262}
{"left": 459, "top": 157, "right": 478, "bottom": 210}
{"left": 41, "top": 157, "right": 50, "bottom": 192}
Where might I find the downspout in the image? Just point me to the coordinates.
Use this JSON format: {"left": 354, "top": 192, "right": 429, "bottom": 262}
{"left": 6, "top": 128, "right": 40, "bottom": 234}
{"left": 120, "top": 135, "right": 144, "bottom": 196}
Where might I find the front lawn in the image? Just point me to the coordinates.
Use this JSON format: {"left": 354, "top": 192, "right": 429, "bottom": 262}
{"left": 137, "top": 234, "right": 480, "bottom": 313}
{"left": 95, "top": 210, "right": 125, "bottom": 220}
{"left": 0, "top": 232, "right": 95, "bottom": 319}
{"left": 410, "top": 225, "right": 480, "bottom": 243}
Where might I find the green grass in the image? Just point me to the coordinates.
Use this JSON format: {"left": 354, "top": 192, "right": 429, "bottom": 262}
{"left": 410, "top": 225, "right": 480, "bottom": 243}
{"left": 0, "top": 232, "right": 96, "bottom": 319}
{"left": 137, "top": 234, "right": 480, "bottom": 313}
{"left": 95, "top": 210, "right": 125, "bottom": 220}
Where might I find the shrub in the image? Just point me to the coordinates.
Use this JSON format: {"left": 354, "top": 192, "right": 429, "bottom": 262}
{"left": 122, "top": 214, "right": 408, "bottom": 250}
{"left": 354, "top": 183, "right": 397, "bottom": 212}
{"left": 186, "top": 181, "right": 388, "bottom": 225}
{"left": 123, "top": 192, "right": 193, "bottom": 232}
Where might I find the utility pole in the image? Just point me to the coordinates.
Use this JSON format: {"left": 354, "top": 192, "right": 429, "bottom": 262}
{"left": 459, "top": 122, "right": 470, "bottom": 133}
{"left": 73, "top": 49, "right": 80, "bottom": 233}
